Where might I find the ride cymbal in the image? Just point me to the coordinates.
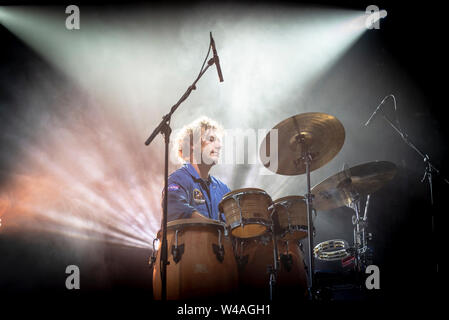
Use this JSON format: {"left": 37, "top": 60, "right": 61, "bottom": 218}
{"left": 260, "top": 112, "right": 345, "bottom": 175}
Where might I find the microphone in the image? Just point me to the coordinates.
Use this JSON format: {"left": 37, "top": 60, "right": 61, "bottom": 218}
{"left": 364, "top": 95, "right": 391, "bottom": 127}
{"left": 210, "top": 32, "right": 224, "bottom": 82}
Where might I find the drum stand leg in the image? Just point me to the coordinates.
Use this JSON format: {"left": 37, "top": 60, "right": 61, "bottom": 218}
{"left": 294, "top": 135, "right": 315, "bottom": 299}
{"left": 301, "top": 150, "right": 315, "bottom": 299}
{"left": 268, "top": 224, "right": 280, "bottom": 301}
{"left": 350, "top": 194, "right": 370, "bottom": 275}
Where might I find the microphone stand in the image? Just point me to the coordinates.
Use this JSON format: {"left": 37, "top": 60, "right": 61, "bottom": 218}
{"left": 377, "top": 111, "right": 448, "bottom": 278}
{"left": 144, "top": 40, "right": 218, "bottom": 301}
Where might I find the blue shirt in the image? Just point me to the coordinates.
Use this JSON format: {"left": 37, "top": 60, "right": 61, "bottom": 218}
{"left": 162, "top": 162, "right": 231, "bottom": 222}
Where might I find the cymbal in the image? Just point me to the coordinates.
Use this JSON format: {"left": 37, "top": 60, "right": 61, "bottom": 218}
{"left": 259, "top": 112, "right": 345, "bottom": 175}
{"left": 312, "top": 161, "right": 397, "bottom": 211}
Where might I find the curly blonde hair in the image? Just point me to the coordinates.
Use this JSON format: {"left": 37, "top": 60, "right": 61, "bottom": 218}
{"left": 174, "top": 116, "right": 223, "bottom": 163}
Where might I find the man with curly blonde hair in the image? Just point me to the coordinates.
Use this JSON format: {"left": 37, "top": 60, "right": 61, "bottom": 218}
{"left": 163, "top": 116, "right": 230, "bottom": 222}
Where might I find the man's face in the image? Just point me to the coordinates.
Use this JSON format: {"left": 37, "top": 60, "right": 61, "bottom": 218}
{"left": 199, "top": 128, "right": 222, "bottom": 165}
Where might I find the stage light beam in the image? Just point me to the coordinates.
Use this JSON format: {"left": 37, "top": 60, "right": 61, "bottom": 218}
{"left": 0, "top": 4, "right": 370, "bottom": 248}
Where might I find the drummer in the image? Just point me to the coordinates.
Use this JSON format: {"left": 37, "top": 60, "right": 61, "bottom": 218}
{"left": 162, "top": 116, "right": 230, "bottom": 222}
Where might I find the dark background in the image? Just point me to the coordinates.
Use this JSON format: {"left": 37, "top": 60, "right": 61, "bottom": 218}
{"left": 0, "top": 0, "right": 446, "bottom": 314}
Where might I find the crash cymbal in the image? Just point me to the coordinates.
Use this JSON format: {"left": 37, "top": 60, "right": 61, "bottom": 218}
{"left": 312, "top": 161, "right": 397, "bottom": 211}
{"left": 259, "top": 112, "right": 345, "bottom": 175}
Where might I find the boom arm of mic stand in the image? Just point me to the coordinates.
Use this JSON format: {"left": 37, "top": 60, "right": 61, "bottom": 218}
{"left": 145, "top": 64, "right": 211, "bottom": 146}
{"left": 380, "top": 113, "right": 449, "bottom": 185}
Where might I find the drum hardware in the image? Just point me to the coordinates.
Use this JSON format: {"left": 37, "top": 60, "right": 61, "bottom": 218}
{"left": 267, "top": 264, "right": 277, "bottom": 301}
{"left": 171, "top": 229, "right": 184, "bottom": 263}
{"left": 236, "top": 254, "right": 249, "bottom": 270}
{"left": 311, "top": 161, "right": 397, "bottom": 277}
{"left": 212, "top": 228, "right": 225, "bottom": 262}
{"left": 149, "top": 238, "right": 159, "bottom": 269}
{"left": 234, "top": 239, "right": 249, "bottom": 270}
{"left": 280, "top": 252, "right": 293, "bottom": 272}
{"left": 298, "top": 241, "right": 304, "bottom": 254}
{"left": 303, "top": 143, "right": 315, "bottom": 295}
{"left": 260, "top": 112, "right": 346, "bottom": 298}
{"left": 278, "top": 240, "right": 293, "bottom": 272}
{"left": 233, "top": 194, "right": 245, "bottom": 230}
{"left": 298, "top": 241, "right": 309, "bottom": 275}
{"left": 268, "top": 224, "right": 280, "bottom": 301}
{"left": 348, "top": 193, "right": 371, "bottom": 272}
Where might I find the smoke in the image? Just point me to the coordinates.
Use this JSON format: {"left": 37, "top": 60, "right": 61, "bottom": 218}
{"left": 0, "top": 3, "right": 439, "bottom": 250}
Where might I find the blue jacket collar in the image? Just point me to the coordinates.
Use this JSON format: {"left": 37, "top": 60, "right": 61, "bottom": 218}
{"left": 183, "top": 162, "right": 212, "bottom": 183}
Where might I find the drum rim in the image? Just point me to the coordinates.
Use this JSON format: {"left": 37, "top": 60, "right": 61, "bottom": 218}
{"left": 280, "top": 224, "right": 308, "bottom": 239}
{"left": 156, "top": 218, "right": 226, "bottom": 238}
{"left": 219, "top": 188, "right": 272, "bottom": 212}
{"left": 229, "top": 218, "right": 271, "bottom": 231}
{"left": 220, "top": 188, "right": 270, "bottom": 200}
{"left": 272, "top": 195, "right": 306, "bottom": 204}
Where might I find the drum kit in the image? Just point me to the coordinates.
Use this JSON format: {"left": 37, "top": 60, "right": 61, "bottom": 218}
{"left": 151, "top": 112, "right": 397, "bottom": 300}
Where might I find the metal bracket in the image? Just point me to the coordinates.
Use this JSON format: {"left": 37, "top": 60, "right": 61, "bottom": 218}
{"left": 149, "top": 238, "right": 158, "bottom": 269}
{"left": 212, "top": 228, "right": 225, "bottom": 262}
{"left": 236, "top": 254, "right": 249, "bottom": 271}
{"left": 212, "top": 244, "right": 225, "bottom": 263}
{"left": 171, "top": 229, "right": 184, "bottom": 264}
{"left": 280, "top": 253, "right": 293, "bottom": 272}
{"left": 232, "top": 194, "right": 244, "bottom": 229}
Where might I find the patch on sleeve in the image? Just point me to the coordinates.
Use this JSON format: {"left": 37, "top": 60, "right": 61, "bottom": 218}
{"left": 168, "top": 183, "right": 181, "bottom": 191}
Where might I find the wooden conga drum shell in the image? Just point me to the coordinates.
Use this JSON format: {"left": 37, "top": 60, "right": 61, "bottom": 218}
{"left": 153, "top": 219, "right": 238, "bottom": 300}
{"left": 236, "top": 237, "right": 308, "bottom": 298}
{"left": 219, "top": 188, "right": 272, "bottom": 238}
{"left": 272, "top": 196, "right": 308, "bottom": 240}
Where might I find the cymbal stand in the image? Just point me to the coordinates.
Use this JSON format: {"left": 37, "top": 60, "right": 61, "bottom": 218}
{"left": 349, "top": 194, "right": 371, "bottom": 273}
{"left": 295, "top": 135, "right": 315, "bottom": 298}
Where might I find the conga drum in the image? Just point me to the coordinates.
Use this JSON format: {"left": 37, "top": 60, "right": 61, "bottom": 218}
{"left": 152, "top": 218, "right": 238, "bottom": 300}
{"left": 234, "top": 234, "right": 308, "bottom": 299}
{"left": 271, "top": 196, "right": 308, "bottom": 241}
{"left": 219, "top": 188, "right": 272, "bottom": 238}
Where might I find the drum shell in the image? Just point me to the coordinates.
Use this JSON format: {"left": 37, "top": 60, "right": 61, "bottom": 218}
{"left": 235, "top": 236, "right": 308, "bottom": 299}
{"left": 153, "top": 222, "right": 238, "bottom": 300}
{"left": 273, "top": 196, "right": 308, "bottom": 240}
{"left": 219, "top": 188, "right": 272, "bottom": 238}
